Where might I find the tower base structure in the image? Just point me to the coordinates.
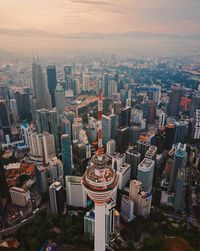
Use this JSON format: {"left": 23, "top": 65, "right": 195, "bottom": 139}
{"left": 95, "top": 202, "right": 105, "bottom": 251}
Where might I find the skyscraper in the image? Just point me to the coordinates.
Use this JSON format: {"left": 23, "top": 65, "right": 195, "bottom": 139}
{"left": 167, "top": 84, "right": 182, "bottom": 117}
{"left": 168, "top": 143, "right": 186, "bottom": 193}
{"left": 137, "top": 158, "right": 155, "bottom": 193}
{"left": 65, "top": 176, "right": 87, "bottom": 208}
{"left": 119, "top": 107, "right": 131, "bottom": 128}
{"left": 174, "top": 121, "right": 188, "bottom": 144}
{"left": 82, "top": 91, "right": 118, "bottom": 251}
{"left": 0, "top": 100, "right": 11, "bottom": 136}
{"left": 164, "top": 123, "right": 176, "bottom": 150}
{"left": 126, "top": 147, "right": 141, "bottom": 179}
{"left": 32, "top": 60, "right": 52, "bottom": 109}
{"left": 61, "top": 134, "right": 73, "bottom": 176}
{"left": 47, "top": 65, "right": 57, "bottom": 107}
{"left": 49, "top": 181, "right": 65, "bottom": 215}
{"left": 117, "top": 127, "right": 129, "bottom": 153}
{"left": 42, "top": 132, "right": 56, "bottom": 164}
{"left": 190, "top": 94, "right": 200, "bottom": 118}
{"left": 83, "top": 74, "right": 90, "bottom": 91}
{"left": 174, "top": 170, "right": 185, "bottom": 211}
{"left": 102, "top": 115, "right": 111, "bottom": 146}
{"left": 64, "top": 65, "right": 73, "bottom": 90}
{"left": 55, "top": 84, "right": 65, "bottom": 116}
{"left": 103, "top": 73, "right": 109, "bottom": 97}
{"left": 35, "top": 165, "right": 48, "bottom": 193}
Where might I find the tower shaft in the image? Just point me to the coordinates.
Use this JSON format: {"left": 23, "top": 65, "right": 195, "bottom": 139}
{"left": 95, "top": 203, "right": 105, "bottom": 251}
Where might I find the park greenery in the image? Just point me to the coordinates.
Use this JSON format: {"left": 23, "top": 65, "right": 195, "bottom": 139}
{"left": 119, "top": 211, "right": 200, "bottom": 251}
{"left": 5, "top": 211, "right": 93, "bottom": 251}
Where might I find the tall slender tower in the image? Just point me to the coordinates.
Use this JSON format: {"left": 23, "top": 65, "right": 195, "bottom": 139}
{"left": 82, "top": 91, "right": 118, "bottom": 251}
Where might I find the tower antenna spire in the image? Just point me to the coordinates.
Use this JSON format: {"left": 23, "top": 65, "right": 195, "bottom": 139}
{"left": 97, "top": 89, "right": 103, "bottom": 160}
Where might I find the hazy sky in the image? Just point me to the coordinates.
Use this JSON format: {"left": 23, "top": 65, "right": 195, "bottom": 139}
{"left": 0, "top": 0, "right": 200, "bottom": 54}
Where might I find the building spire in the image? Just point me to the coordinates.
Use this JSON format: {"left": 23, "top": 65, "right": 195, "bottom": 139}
{"left": 97, "top": 90, "right": 103, "bottom": 160}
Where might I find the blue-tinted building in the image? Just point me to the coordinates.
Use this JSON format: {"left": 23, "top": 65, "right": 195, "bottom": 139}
{"left": 102, "top": 115, "right": 111, "bottom": 146}
{"left": 169, "top": 143, "right": 186, "bottom": 193}
{"left": 103, "top": 73, "right": 109, "bottom": 97}
{"left": 110, "top": 113, "right": 117, "bottom": 140}
{"left": 174, "top": 170, "right": 185, "bottom": 211}
{"left": 35, "top": 165, "right": 48, "bottom": 193}
{"left": 137, "top": 158, "right": 155, "bottom": 193}
{"left": 47, "top": 65, "right": 57, "bottom": 107}
{"left": 61, "top": 134, "right": 73, "bottom": 175}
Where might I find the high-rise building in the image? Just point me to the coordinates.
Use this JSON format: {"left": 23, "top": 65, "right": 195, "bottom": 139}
{"left": 159, "top": 112, "right": 166, "bottom": 127}
{"left": 0, "top": 100, "right": 11, "bottom": 136}
{"left": 36, "top": 108, "right": 59, "bottom": 150}
{"left": 111, "top": 153, "right": 126, "bottom": 171}
{"left": 168, "top": 143, "right": 186, "bottom": 193}
{"left": 113, "top": 100, "right": 122, "bottom": 115}
{"left": 164, "top": 123, "right": 176, "bottom": 150}
{"left": 36, "top": 108, "right": 50, "bottom": 133}
{"left": 106, "top": 139, "right": 116, "bottom": 155}
{"left": 192, "top": 110, "right": 200, "bottom": 140}
{"left": 147, "top": 101, "right": 156, "bottom": 123}
{"left": 49, "top": 181, "right": 65, "bottom": 215}
{"left": 10, "top": 187, "right": 30, "bottom": 207}
{"left": 110, "top": 113, "right": 117, "bottom": 140}
{"left": 190, "top": 94, "right": 200, "bottom": 118}
{"left": 117, "top": 127, "right": 129, "bottom": 153}
{"left": 64, "top": 65, "right": 73, "bottom": 90}
{"left": 55, "top": 84, "right": 65, "bottom": 116}
{"left": 47, "top": 65, "right": 57, "bottom": 107}
{"left": 0, "top": 85, "right": 10, "bottom": 111}
{"left": 35, "top": 165, "right": 48, "bottom": 193}
{"left": 137, "top": 191, "right": 152, "bottom": 217}
{"left": 119, "top": 107, "right": 131, "bottom": 128}
{"left": 82, "top": 91, "right": 118, "bottom": 251}
{"left": 136, "top": 140, "right": 150, "bottom": 160}
{"left": 59, "top": 115, "right": 71, "bottom": 139}
{"left": 117, "top": 163, "right": 131, "bottom": 190}
{"left": 103, "top": 73, "right": 109, "bottom": 97}
{"left": 167, "top": 84, "right": 182, "bottom": 117}
{"left": 102, "top": 115, "right": 111, "bottom": 146}
{"left": 137, "top": 158, "right": 155, "bottom": 192}
{"left": 61, "top": 134, "right": 73, "bottom": 175}
{"left": 48, "top": 157, "right": 64, "bottom": 185}
{"left": 65, "top": 176, "right": 87, "bottom": 208}
{"left": 83, "top": 74, "right": 90, "bottom": 91}
{"left": 28, "top": 133, "right": 44, "bottom": 162}
{"left": 174, "top": 121, "right": 188, "bottom": 144}
{"left": 121, "top": 195, "right": 134, "bottom": 222}
{"left": 129, "top": 179, "right": 152, "bottom": 217}
{"left": 42, "top": 132, "right": 56, "bottom": 164}
{"left": 126, "top": 147, "right": 141, "bottom": 179}
{"left": 148, "top": 85, "right": 161, "bottom": 105}
{"left": 129, "top": 179, "right": 142, "bottom": 203}
{"left": 14, "top": 91, "right": 32, "bottom": 121}
{"left": 105, "top": 199, "right": 116, "bottom": 245}
{"left": 174, "top": 170, "right": 185, "bottom": 211}
{"left": 153, "top": 127, "right": 166, "bottom": 154}
{"left": 32, "top": 60, "right": 52, "bottom": 109}
{"left": 145, "top": 145, "right": 157, "bottom": 161}
{"left": 84, "top": 200, "right": 116, "bottom": 246}
{"left": 72, "top": 117, "right": 83, "bottom": 140}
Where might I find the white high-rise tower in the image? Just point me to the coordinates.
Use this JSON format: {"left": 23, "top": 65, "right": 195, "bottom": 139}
{"left": 82, "top": 91, "right": 118, "bottom": 251}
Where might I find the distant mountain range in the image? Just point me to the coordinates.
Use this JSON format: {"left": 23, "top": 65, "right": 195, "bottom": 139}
{"left": 0, "top": 28, "right": 200, "bottom": 40}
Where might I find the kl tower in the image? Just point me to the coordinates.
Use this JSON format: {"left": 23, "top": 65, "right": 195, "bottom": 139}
{"left": 82, "top": 91, "right": 118, "bottom": 251}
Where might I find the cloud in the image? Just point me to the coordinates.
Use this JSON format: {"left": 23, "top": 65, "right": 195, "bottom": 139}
{"left": 69, "top": 0, "right": 113, "bottom": 5}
